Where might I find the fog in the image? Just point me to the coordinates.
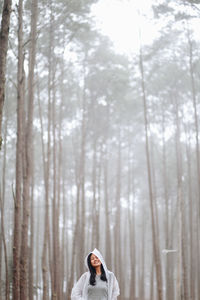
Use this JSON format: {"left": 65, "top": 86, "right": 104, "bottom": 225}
{"left": 0, "top": 0, "right": 200, "bottom": 300}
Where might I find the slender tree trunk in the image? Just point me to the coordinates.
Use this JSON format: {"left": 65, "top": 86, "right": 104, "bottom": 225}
{"left": 67, "top": 141, "right": 81, "bottom": 300}
{"left": 80, "top": 132, "right": 86, "bottom": 273}
{"left": 187, "top": 24, "right": 200, "bottom": 300}
{"left": 174, "top": 95, "right": 182, "bottom": 300}
{"left": 38, "top": 67, "right": 51, "bottom": 300}
{"left": 187, "top": 19, "right": 200, "bottom": 212}
{"left": 67, "top": 186, "right": 80, "bottom": 300}
{"left": 0, "top": 118, "right": 9, "bottom": 300}
{"left": 150, "top": 259, "right": 154, "bottom": 300}
{"left": 12, "top": 1, "right": 24, "bottom": 298}
{"left": 29, "top": 176, "right": 34, "bottom": 300}
{"left": 35, "top": 195, "right": 41, "bottom": 300}
{"left": 58, "top": 51, "right": 66, "bottom": 300}
{"left": 151, "top": 137, "right": 162, "bottom": 298}
{"left": 52, "top": 69, "right": 61, "bottom": 300}
{"left": 139, "top": 207, "right": 146, "bottom": 300}
{"left": 79, "top": 66, "right": 87, "bottom": 275}
{"left": 63, "top": 182, "right": 68, "bottom": 300}
{"left": 184, "top": 125, "right": 195, "bottom": 300}
{"left": 139, "top": 42, "right": 163, "bottom": 300}
{"left": 57, "top": 90, "right": 63, "bottom": 299}
{"left": 161, "top": 104, "right": 172, "bottom": 300}
{"left": 114, "top": 130, "right": 122, "bottom": 296}
{"left": 0, "top": 0, "right": 12, "bottom": 148}
{"left": 103, "top": 148, "right": 112, "bottom": 268}
{"left": 103, "top": 103, "right": 111, "bottom": 269}
{"left": 91, "top": 134, "right": 98, "bottom": 248}
{"left": 96, "top": 146, "right": 102, "bottom": 250}
{"left": 127, "top": 128, "right": 136, "bottom": 300}
{"left": 39, "top": 2, "right": 54, "bottom": 297}
{"left": 20, "top": 0, "right": 38, "bottom": 297}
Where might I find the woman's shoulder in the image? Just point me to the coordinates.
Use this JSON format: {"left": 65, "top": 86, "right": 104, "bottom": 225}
{"left": 80, "top": 271, "right": 89, "bottom": 279}
{"left": 107, "top": 270, "right": 115, "bottom": 274}
{"left": 76, "top": 271, "right": 89, "bottom": 283}
{"left": 107, "top": 270, "right": 116, "bottom": 278}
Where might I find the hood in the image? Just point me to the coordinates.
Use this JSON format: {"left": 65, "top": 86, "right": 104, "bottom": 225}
{"left": 85, "top": 248, "right": 109, "bottom": 278}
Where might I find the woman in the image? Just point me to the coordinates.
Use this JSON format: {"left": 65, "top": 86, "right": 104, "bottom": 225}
{"left": 71, "top": 248, "right": 120, "bottom": 300}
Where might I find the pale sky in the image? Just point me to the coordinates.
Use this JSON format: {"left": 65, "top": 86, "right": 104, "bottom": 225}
{"left": 91, "top": 0, "right": 200, "bottom": 55}
{"left": 91, "top": 0, "right": 160, "bottom": 54}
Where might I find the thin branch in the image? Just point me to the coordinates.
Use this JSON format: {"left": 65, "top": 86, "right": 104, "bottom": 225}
{"left": 12, "top": 183, "right": 16, "bottom": 208}
{"left": 9, "top": 78, "right": 17, "bottom": 90}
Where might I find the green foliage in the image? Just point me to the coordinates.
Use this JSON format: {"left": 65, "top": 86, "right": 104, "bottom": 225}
{"left": 153, "top": 0, "right": 200, "bottom": 19}
{"left": 152, "top": 4, "right": 175, "bottom": 18}
{"left": 186, "top": 0, "right": 200, "bottom": 3}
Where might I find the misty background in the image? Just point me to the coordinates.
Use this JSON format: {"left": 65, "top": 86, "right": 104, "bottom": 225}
{"left": 0, "top": 0, "right": 200, "bottom": 299}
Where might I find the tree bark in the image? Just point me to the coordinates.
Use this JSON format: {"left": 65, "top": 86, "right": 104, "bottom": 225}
{"left": 127, "top": 127, "right": 136, "bottom": 300}
{"left": 139, "top": 207, "right": 146, "bottom": 300}
{"left": 12, "top": 1, "right": 24, "bottom": 298}
{"left": 139, "top": 42, "right": 163, "bottom": 300}
{"left": 103, "top": 103, "right": 111, "bottom": 269}
{"left": 38, "top": 63, "right": 51, "bottom": 300}
{"left": 114, "top": 130, "right": 122, "bottom": 292}
{"left": 79, "top": 60, "right": 87, "bottom": 275}
{"left": 91, "top": 131, "right": 98, "bottom": 248}
{"left": 29, "top": 177, "right": 34, "bottom": 300}
{"left": 20, "top": 0, "right": 38, "bottom": 298}
{"left": 0, "top": 0, "right": 12, "bottom": 149}
{"left": 187, "top": 24, "right": 200, "bottom": 300}
{"left": 184, "top": 125, "right": 195, "bottom": 300}
{"left": 52, "top": 67, "right": 60, "bottom": 300}
{"left": 0, "top": 118, "right": 9, "bottom": 300}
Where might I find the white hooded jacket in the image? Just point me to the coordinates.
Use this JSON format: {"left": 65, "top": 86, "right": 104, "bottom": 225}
{"left": 71, "top": 248, "right": 120, "bottom": 300}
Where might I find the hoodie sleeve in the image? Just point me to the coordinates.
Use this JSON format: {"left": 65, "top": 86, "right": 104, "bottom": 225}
{"left": 71, "top": 272, "right": 87, "bottom": 300}
{"left": 111, "top": 273, "right": 120, "bottom": 300}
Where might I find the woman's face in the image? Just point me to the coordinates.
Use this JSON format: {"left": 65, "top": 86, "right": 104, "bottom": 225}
{"left": 90, "top": 254, "right": 101, "bottom": 267}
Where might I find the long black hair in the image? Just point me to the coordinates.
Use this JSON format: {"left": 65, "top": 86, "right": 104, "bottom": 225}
{"left": 87, "top": 253, "right": 107, "bottom": 286}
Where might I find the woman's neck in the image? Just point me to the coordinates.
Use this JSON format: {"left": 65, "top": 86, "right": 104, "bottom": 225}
{"left": 95, "top": 266, "right": 101, "bottom": 275}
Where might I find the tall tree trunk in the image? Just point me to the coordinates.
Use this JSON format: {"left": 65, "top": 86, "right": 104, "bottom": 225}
{"left": 20, "top": 0, "right": 38, "bottom": 298}
{"left": 187, "top": 24, "right": 200, "bottom": 300}
{"left": 103, "top": 147, "right": 112, "bottom": 267}
{"left": 12, "top": 1, "right": 24, "bottom": 298}
{"left": 174, "top": 95, "right": 182, "bottom": 300}
{"left": 127, "top": 127, "right": 136, "bottom": 300}
{"left": 38, "top": 64, "right": 51, "bottom": 300}
{"left": 52, "top": 70, "right": 61, "bottom": 300}
{"left": 35, "top": 192, "right": 41, "bottom": 300}
{"left": 0, "top": 0, "right": 12, "bottom": 148}
{"left": 174, "top": 95, "right": 190, "bottom": 300}
{"left": 96, "top": 146, "right": 102, "bottom": 250}
{"left": 103, "top": 103, "right": 111, "bottom": 269}
{"left": 58, "top": 51, "right": 66, "bottom": 300}
{"left": 114, "top": 130, "right": 122, "bottom": 295}
{"left": 161, "top": 104, "right": 172, "bottom": 300}
{"left": 79, "top": 65, "right": 87, "bottom": 275}
{"left": 139, "top": 42, "right": 163, "bottom": 300}
{"left": 57, "top": 88, "right": 63, "bottom": 299}
{"left": 0, "top": 117, "right": 9, "bottom": 300}
{"left": 91, "top": 133, "right": 98, "bottom": 248}
{"left": 187, "top": 13, "right": 200, "bottom": 214}
{"left": 29, "top": 176, "right": 34, "bottom": 300}
{"left": 150, "top": 259, "right": 154, "bottom": 300}
{"left": 139, "top": 207, "right": 146, "bottom": 300}
{"left": 67, "top": 139, "right": 81, "bottom": 300}
{"left": 184, "top": 124, "right": 195, "bottom": 300}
